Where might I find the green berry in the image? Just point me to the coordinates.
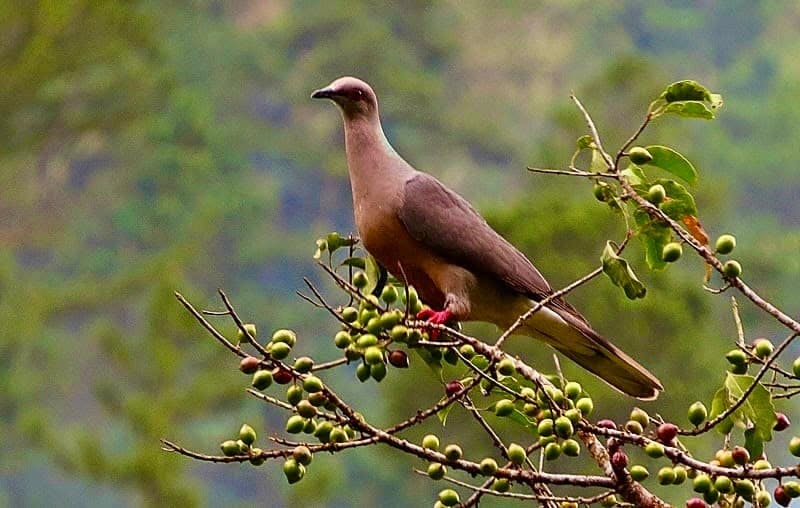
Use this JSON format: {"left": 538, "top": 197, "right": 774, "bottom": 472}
{"left": 380, "top": 285, "right": 397, "bottom": 303}
{"left": 272, "top": 329, "right": 297, "bottom": 347}
{"left": 293, "top": 356, "right": 314, "bottom": 373}
{"left": 292, "top": 445, "right": 313, "bottom": 466}
{"left": 688, "top": 401, "right": 708, "bottom": 426}
{"left": 492, "top": 479, "right": 510, "bottom": 492}
{"left": 422, "top": 434, "right": 440, "bottom": 451}
{"left": 555, "top": 416, "right": 574, "bottom": 438}
{"left": 657, "top": 467, "right": 675, "bottom": 485}
{"left": 341, "top": 306, "right": 358, "bottom": 322}
{"left": 479, "top": 457, "right": 498, "bottom": 476}
{"left": 296, "top": 400, "right": 316, "bottom": 418}
{"left": 717, "top": 449, "right": 734, "bottom": 467}
{"left": 789, "top": 436, "right": 800, "bottom": 457}
{"left": 370, "top": 362, "right": 387, "bottom": 381}
{"left": 544, "top": 442, "right": 561, "bottom": 460}
{"left": 630, "top": 407, "right": 649, "bottom": 427}
{"left": 647, "top": 184, "right": 666, "bottom": 205}
{"left": 352, "top": 271, "right": 368, "bottom": 288}
{"left": 564, "top": 381, "right": 582, "bottom": 400}
{"left": 366, "top": 316, "right": 384, "bottom": 334}
{"left": 443, "top": 444, "right": 462, "bottom": 461}
{"left": 725, "top": 348, "right": 748, "bottom": 366}
{"left": 252, "top": 370, "right": 273, "bottom": 390}
{"left": 624, "top": 420, "right": 644, "bottom": 435}
{"left": 645, "top": 442, "right": 665, "bottom": 458}
{"left": 735, "top": 479, "right": 756, "bottom": 500}
{"left": 236, "top": 439, "right": 249, "bottom": 453}
{"left": 286, "top": 385, "right": 303, "bottom": 406}
{"left": 723, "top": 260, "right": 742, "bottom": 278}
{"left": 443, "top": 347, "right": 458, "bottom": 365}
{"left": 356, "top": 333, "right": 379, "bottom": 348}
{"left": 593, "top": 182, "right": 610, "bottom": 202}
{"left": 379, "top": 309, "right": 402, "bottom": 329}
{"left": 703, "top": 488, "right": 720, "bottom": 504}
{"left": 507, "top": 443, "right": 526, "bottom": 465}
{"left": 754, "top": 458, "right": 771, "bottom": 470}
{"left": 355, "top": 362, "right": 370, "bottom": 382}
{"left": 783, "top": 481, "right": 800, "bottom": 497}
{"left": 756, "top": 490, "right": 771, "bottom": 507}
{"left": 662, "top": 242, "right": 683, "bottom": 263}
{"left": 270, "top": 341, "right": 291, "bottom": 360}
{"left": 564, "top": 408, "right": 582, "bottom": 424}
{"left": 575, "top": 397, "right": 593, "bottom": 416}
{"left": 497, "top": 358, "right": 516, "bottom": 376}
{"left": 390, "top": 325, "right": 409, "bottom": 342}
{"left": 629, "top": 465, "right": 649, "bottom": 481}
{"left": 561, "top": 439, "right": 580, "bottom": 457}
{"left": 537, "top": 418, "right": 554, "bottom": 437}
{"left": 220, "top": 440, "right": 240, "bottom": 456}
{"left": 714, "top": 475, "right": 733, "bottom": 494}
{"left": 672, "top": 466, "right": 687, "bottom": 485}
{"left": 249, "top": 447, "right": 265, "bottom": 465}
{"left": 285, "top": 415, "right": 305, "bottom": 434}
{"left": 303, "top": 376, "right": 323, "bottom": 393}
{"left": 693, "top": 473, "right": 712, "bottom": 493}
{"left": 313, "top": 421, "right": 333, "bottom": 441}
{"left": 629, "top": 146, "right": 653, "bottom": 164}
{"left": 237, "top": 323, "right": 257, "bottom": 344}
{"left": 600, "top": 495, "right": 618, "bottom": 507}
{"left": 334, "top": 331, "right": 352, "bottom": 348}
{"left": 329, "top": 426, "right": 348, "bottom": 443}
{"left": 715, "top": 234, "right": 736, "bottom": 255}
{"left": 239, "top": 424, "right": 257, "bottom": 445}
{"left": 427, "top": 462, "right": 445, "bottom": 480}
{"left": 793, "top": 357, "right": 800, "bottom": 378}
{"left": 494, "top": 399, "right": 515, "bottom": 417}
{"left": 458, "top": 344, "right": 475, "bottom": 359}
{"left": 364, "top": 346, "right": 384, "bottom": 365}
{"left": 754, "top": 338, "right": 774, "bottom": 359}
{"left": 282, "top": 458, "right": 305, "bottom": 484}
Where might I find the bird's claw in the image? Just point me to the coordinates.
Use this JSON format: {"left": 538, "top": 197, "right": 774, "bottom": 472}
{"left": 416, "top": 308, "right": 454, "bottom": 340}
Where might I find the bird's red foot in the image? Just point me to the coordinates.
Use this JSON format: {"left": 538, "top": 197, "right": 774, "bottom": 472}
{"left": 416, "top": 308, "right": 455, "bottom": 340}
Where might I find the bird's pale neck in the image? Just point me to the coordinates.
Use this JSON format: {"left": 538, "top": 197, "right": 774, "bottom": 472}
{"left": 342, "top": 113, "right": 408, "bottom": 184}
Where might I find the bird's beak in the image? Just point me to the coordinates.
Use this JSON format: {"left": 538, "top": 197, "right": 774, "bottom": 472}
{"left": 311, "top": 86, "right": 335, "bottom": 99}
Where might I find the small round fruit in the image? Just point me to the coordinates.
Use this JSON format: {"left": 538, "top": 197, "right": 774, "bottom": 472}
{"left": 272, "top": 329, "right": 297, "bottom": 347}
{"left": 647, "top": 184, "right": 666, "bottom": 205}
{"left": 593, "top": 182, "right": 610, "bottom": 202}
{"left": 575, "top": 397, "right": 594, "bottom": 416}
{"left": 507, "top": 443, "right": 526, "bottom": 465}
{"left": 789, "top": 436, "right": 800, "bottom": 457}
{"left": 444, "top": 444, "right": 462, "bottom": 461}
{"left": 356, "top": 333, "right": 378, "bottom": 348}
{"left": 380, "top": 285, "right": 397, "bottom": 303}
{"left": 422, "top": 434, "right": 440, "bottom": 451}
{"left": 293, "top": 356, "right": 314, "bottom": 373}
{"left": 492, "top": 479, "right": 510, "bottom": 492}
{"left": 352, "top": 271, "right": 368, "bottom": 288}
{"left": 715, "top": 234, "right": 736, "bottom": 255}
{"left": 437, "top": 488, "right": 460, "bottom": 506}
{"left": 714, "top": 475, "right": 733, "bottom": 494}
{"left": 645, "top": 442, "right": 665, "bottom": 458}
{"left": 282, "top": 458, "right": 305, "bottom": 484}
{"left": 564, "top": 408, "right": 581, "bottom": 424}
{"left": 725, "top": 348, "right": 748, "bottom": 366}
{"left": 693, "top": 473, "right": 712, "bottom": 493}
{"left": 303, "top": 376, "right": 323, "bottom": 393}
{"left": 783, "top": 481, "right": 800, "bottom": 497}
{"left": 657, "top": 423, "right": 678, "bottom": 443}
{"left": 239, "top": 424, "right": 257, "bottom": 445}
{"left": 370, "top": 362, "right": 387, "bottom": 381}
{"left": 793, "top": 356, "right": 800, "bottom": 378}
{"left": 270, "top": 341, "right": 291, "bottom": 360}
{"left": 333, "top": 331, "right": 352, "bottom": 349}
{"left": 239, "top": 356, "right": 260, "bottom": 374}
{"left": 611, "top": 451, "right": 628, "bottom": 469}
{"left": 564, "top": 382, "right": 582, "bottom": 400}
{"left": 273, "top": 367, "right": 293, "bottom": 384}
{"left": 248, "top": 447, "right": 265, "bottom": 465}
{"left": 497, "top": 358, "right": 516, "bottom": 376}
{"left": 555, "top": 416, "right": 574, "bottom": 438}
{"left": 561, "top": 439, "right": 580, "bottom": 457}
{"left": 365, "top": 316, "right": 383, "bottom": 334}
{"left": 537, "top": 418, "right": 554, "bottom": 437}
{"left": 427, "top": 462, "right": 445, "bottom": 480}
{"left": 597, "top": 419, "right": 617, "bottom": 430}
{"left": 688, "top": 401, "right": 708, "bottom": 426}
{"left": 734, "top": 479, "right": 756, "bottom": 500}
{"left": 390, "top": 325, "right": 409, "bottom": 342}
{"left": 296, "top": 400, "right": 316, "bottom": 418}
{"left": 341, "top": 306, "right": 358, "bottom": 322}
{"left": 775, "top": 486, "right": 791, "bottom": 507}
{"left": 364, "top": 346, "right": 384, "bottom": 365}
{"left": 329, "top": 426, "right": 348, "bottom": 443}
{"left": 445, "top": 380, "right": 464, "bottom": 396}
{"left": 685, "top": 498, "right": 707, "bottom": 508}
{"left": 237, "top": 323, "right": 257, "bottom": 343}
{"left": 624, "top": 420, "right": 644, "bottom": 435}
{"left": 388, "top": 350, "right": 409, "bottom": 368}
{"left": 479, "top": 457, "right": 498, "bottom": 476}
{"left": 629, "top": 465, "right": 648, "bottom": 481}
{"left": 629, "top": 146, "right": 653, "bottom": 164}
{"left": 252, "top": 370, "right": 273, "bottom": 390}
{"left": 722, "top": 260, "right": 742, "bottom": 278}
{"left": 220, "top": 440, "right": 240, "bottom": 456}
{"left": 756, "top": 490, "right": 772, "bottom": 507}
{"left": 703, "top": 489, "right": 720, "bottom": 504}
{"left": 754, "top": 338, "right": 774, "bottom": 359}
{"left": 313, "top": 421, "right": 333, "bottom": 441}
{"left": 672, "top": 466, "right": 687, "bottom": 485}
{"left": 544, "top": 442, "right": 561, "bottom": 460}
{"left": 286, "top": 385, "right": 303, "bottom": 406}
{"left": 662, "top": 242, "right": 683, "bottom": 263}
{"left": 355, "top": 362, "right": 370, "bottom": 382}
{"left": 285, "top": 415, "right": 305, "bottom": 434}
{"left": 775, "top": 412, "right": 791, "bottom": 432}
{"left": 494, "top": 399, "right": 515, "bottom": 417}
{"left": 731, "top": 445, "right": 750, "bottom": 465}
{"left": 657, "top": 467, "right": 675, "bottom": 485}
{"left": 717, "top": 449, "right": 734, "bottom": 467}
{"left": 630, "top": 408, "right": 649, "bottom": 427}
{"left": 601, "top": 495, "right": 618, "bottom": 507}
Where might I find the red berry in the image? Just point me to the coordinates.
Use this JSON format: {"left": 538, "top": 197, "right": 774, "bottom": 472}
{"left": 445, "top": 380, "right": 464, "bottom": 396}
{"left": 775, "top": 485, "right": 791, "bottom": 507}
{"left": 685, "top": 498, "right": 707, "bottom": 508}
{"left": 657, "top": 423, "right": 678, "bottom": 443}
{"left": 273, "top": 367, "right": 294, "bottom": 384}
{"left": 775, "top": 412, "right": 791, "bottom": 432}
{"left": 387, "top": 350, "right": 409, "bottom": 368}
{"left": 239, "top": 356, "right": 260, "bottom": 374}
{"left": 611, "top": 451, "right": 628, "bottom": 470}
{"left": 597, "top": 419, "right": 617, "bottom": 430}
{"left": 731, "top": 445, "right": 750, "bottom": 465}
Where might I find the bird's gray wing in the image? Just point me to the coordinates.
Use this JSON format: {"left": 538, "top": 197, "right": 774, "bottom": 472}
{"left": 397, "top": 173, "right": 586, "bottom": 322}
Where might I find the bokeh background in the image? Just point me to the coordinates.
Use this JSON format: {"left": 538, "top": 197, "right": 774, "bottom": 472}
{"left": 3, "top": 1, "right": 800, "bottom": 506}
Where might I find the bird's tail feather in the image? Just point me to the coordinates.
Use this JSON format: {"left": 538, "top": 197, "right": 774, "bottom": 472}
{"left": 522, "top": 309, "right": 663, "bottom": 400}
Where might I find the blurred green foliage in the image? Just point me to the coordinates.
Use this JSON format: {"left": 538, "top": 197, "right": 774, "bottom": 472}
{"left": 2, "top": 1, "right": 799, "bottom": 506}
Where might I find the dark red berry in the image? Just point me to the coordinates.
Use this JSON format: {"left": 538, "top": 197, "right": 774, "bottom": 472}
{"left": 774, "top": 412, "right": 791, "bottom": 432}
{"left": 387, "top": 350, "right": 409, "bottom": 368}
{"left": 731, "top": 445, "right": 750, "bottom": 465}
{"left": 657, "top": 423, "right": 679, "bottom": 443}
{"left": 611, "top": 451, "right": 628, "bottom": 470}
{"left": 273, "top": 367, "right": 294, "bottom": 384}
{"left": 239, "top": 356, "right": 260, "bottom": 374}
{"left": 685, "top": 498, "right": 707, "bottom": 508}
{"left": 775, "top": 485, "right": 791, "bottom": 507}
{"left": 597, "top": 419, "right": 617, "bottom": 430}
{"left": 445, "top": 380, "right": 464, "bottom": 396}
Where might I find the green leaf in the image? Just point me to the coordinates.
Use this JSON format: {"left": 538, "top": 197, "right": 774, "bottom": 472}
{"left": 643, "top": 146, "right": 698, "bottom": 185}
{"left": 661, "top": 100, "right": 715, "bottom": 119}
{"left": 654, "top": 179, "right": 698, "bottom": 220}
{"left": 601, "top": 241, "right": 646, "bottom": 300}
{"left": 620, "top": 163, "right": 647, "bottom": 186}
{"left": 436, "top": 400, "right": 454, "bottom": 426}
{"left": 634, "top": 209, "right": 672, "bottom": 270}
{"left": 414, "top": 348, "right": 443, "bottom": 380}
{"left": 709, "top": 386, "right": 734, "bottom": 434}
{"left": 724, "top": 374, "right": 776, "bottom": 447}
{"left": 340, "top": 257, "right": 366, "bottom": 269}
{"left": 744, "top": 427, "right": 763, "bottom": 459}
{"left": 576, "top": 134, "right": 594, "bottom": 150}
{"left": 589, "top": 148, "right": 607, "bottom": 174}
{"left": 660, "top": 80, "right": 721, "bottom": 106}
{"left": 364, "top": 255, "right": 383, "bottom": 295}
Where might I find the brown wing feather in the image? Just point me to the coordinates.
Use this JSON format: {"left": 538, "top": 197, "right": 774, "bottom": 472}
{"left": 397, "top": 173, "right": 586, "bottom": 323}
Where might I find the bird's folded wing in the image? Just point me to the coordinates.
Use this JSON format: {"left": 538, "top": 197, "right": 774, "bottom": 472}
{"left": 397, "top": 173, "right": 587, "bottom": 324}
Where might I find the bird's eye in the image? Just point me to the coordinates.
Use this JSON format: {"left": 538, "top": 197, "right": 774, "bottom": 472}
{"left": 356, "top": 90, "right": 364, "bottom": 99}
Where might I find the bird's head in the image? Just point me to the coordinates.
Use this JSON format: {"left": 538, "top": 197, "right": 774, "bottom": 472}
{"left": 311, "top": 77, "right": 378, "bottom": 119}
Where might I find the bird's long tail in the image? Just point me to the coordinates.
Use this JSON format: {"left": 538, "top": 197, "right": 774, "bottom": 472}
{"left": 521, "top": 306, "right": 663, "bottom": 400}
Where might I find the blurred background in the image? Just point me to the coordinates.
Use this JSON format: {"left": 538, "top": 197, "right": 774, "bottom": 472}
{"left": 3, "top": 1, "right": 800, "bottom": 506}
